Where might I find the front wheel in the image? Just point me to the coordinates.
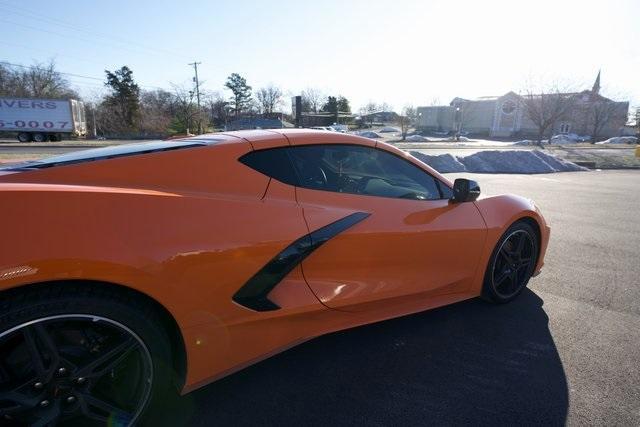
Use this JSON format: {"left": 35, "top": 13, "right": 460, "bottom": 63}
{"left": 482, "top": 221, "right": 539, "bottom": 303}
{"left": 0, "top": 285, "right": 176, "bottom": 426}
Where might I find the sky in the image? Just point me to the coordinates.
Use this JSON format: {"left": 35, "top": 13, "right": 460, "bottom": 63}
{"left": 1, "top": 0, "right": 638, "bottom": 112}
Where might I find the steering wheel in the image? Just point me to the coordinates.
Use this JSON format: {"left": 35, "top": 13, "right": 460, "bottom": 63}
{"left": 302, "top": 165, "right": 328, "bottom": 188}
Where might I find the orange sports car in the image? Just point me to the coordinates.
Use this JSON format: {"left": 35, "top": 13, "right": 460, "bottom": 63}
{"left": 0, "top": 130, "right": 549, "bottom": 425}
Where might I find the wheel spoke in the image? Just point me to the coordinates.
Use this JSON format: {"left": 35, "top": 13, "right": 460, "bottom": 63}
{"left": 499, "top": 247, "right": 514, "bottom": 264}
{"left": 31, "top": 401, "right": 61, "bottom": 427}
{"left": 76, "top": 336, "right": 137, "bottom": 379}
{"left": 23, "top": 324, "right": 59, "bottom": 377}
{"left": 515, "top": 233, "right": 526, "bottom": 254}
{"left": 79, "top": 393, "right": 132, "bottom": 423}
{"left": 0, "top": 389, "right": 40, "bottom": 415}
{"left": 494, "top": 269, "right": 509, "bottom": 286}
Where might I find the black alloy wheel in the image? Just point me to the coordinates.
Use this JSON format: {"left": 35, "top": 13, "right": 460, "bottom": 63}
{"left": 0, "top": 315, "right": 153, "bottom": 426}
{"left": 0, "top": 284, "right": 179, "bottom": 427}
{"left": 483, "top": 221, "right": 538, "bottom": 303}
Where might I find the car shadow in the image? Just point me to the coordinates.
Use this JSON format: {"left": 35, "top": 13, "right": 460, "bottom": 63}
{"left": 163, "top": 289, "right": 568, "bottom": 426}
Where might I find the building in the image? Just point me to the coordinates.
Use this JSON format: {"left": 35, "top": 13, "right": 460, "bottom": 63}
{"left": 416, "top": 72, "right": 629, "bottom": 140}
{"left": 358, "top": 111, "right": 400, "bottom": 124}
{"left": 225, "top": 117, "right": 294, "bottom": 131}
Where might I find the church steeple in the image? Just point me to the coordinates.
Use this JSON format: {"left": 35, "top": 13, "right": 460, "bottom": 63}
{"left": 592, "top": 70, "right": 601, "bottom": 94}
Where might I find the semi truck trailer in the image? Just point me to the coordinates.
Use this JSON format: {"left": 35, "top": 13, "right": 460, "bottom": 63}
{"left": 0, "top": 97, "right": 87, "bottom": 142}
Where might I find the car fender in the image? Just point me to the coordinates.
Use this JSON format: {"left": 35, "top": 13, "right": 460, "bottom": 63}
{"left": 470, "top": 194, "right": 550, "bottom": 293}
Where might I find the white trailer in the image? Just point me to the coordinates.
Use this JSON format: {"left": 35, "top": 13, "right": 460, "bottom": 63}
{"left": 0, "top": 98, "right": 87, "bottom": 142}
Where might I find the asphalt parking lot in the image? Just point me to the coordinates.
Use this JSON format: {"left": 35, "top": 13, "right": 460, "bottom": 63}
{"left": 143, "top": 170, "right": 639, "bottom": 426}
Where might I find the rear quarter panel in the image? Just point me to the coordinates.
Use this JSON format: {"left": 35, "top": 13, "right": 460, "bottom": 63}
{"left": 0, "top": 141, "right": 330, "bottom": 391}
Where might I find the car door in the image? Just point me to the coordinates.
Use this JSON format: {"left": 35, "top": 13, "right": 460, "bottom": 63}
{"left": 287, "top": 143, "right": 487, "bottom": 312}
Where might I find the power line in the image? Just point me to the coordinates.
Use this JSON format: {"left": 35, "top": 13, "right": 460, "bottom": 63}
{"left": 0, "top": 41, "right": 111, "bottom": 68}
{"left": 1, "top": 61, "right": 171, "bottom": 91}
{"left": 0, "top": 1, "right": 190, "bottom": 60}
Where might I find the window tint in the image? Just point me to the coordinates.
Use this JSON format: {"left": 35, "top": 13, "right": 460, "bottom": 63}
{"left": 239, "top": 148, "right": 298, "bottom": 186}
{"left": 287, "top": 145, "right": 443, "bottom": 200}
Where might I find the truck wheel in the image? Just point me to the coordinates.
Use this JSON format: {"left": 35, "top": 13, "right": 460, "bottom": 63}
{"left": 48, "top": 134, "right": 60, "bottom": 142}
{"left": 32, "top": 133, "right": 46, "bottom": 143}
{"left": 17, "top": 132, "right": 31, "bottom": 143}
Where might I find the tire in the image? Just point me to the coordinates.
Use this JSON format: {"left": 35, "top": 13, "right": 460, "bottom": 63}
{"left": 481, "top": 221, "right": 539, "bottom": 304}
{"left": 0, "top": 284, "right": 176, "bottom": 426}
{"left": 32, "top": 133, "right": 46, "bottom": 143}
{"left": 17, "top": 132, "right": 31, "bottom": 143}
{"left": 48, "top": 134, "right": 59, "bottom": 142}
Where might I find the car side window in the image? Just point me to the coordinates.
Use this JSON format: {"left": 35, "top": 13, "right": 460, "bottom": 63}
{"left": 239, "top": 148, "right": 299, "bottom": 186}
{"left": 287, "top": 145, "right": 444, "bottom": 200}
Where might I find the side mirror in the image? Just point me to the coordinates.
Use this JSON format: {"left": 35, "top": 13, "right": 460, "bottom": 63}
{"left": 450, "top": 178, "right": 481, "bottom": 203}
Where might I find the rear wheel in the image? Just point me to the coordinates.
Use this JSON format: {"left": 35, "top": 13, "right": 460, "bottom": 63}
{"left": 32, "top": 133, "right": 46, "bottom": 143}
{"left": 17, "top": 133, "right": 31, "bottom": 143}
{"left": 0, "top": 286, "right": 175, "bottom": 426}
{"left": 482, "top": 221, "right": 538, "bottom": 303}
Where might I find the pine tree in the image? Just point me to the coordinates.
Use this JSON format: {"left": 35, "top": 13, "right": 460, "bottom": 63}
{"left": 224, "top": 73, "right": 252, "bottom": 117}
{"left": 104, "top": 66, "right": 141, "bottom": 130}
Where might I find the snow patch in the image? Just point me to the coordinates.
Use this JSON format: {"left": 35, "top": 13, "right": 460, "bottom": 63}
{"left": 410, "top": 150, "right": 587, "bottom": 174}
{"left": 596, "top": 136, "right": 638, "bottom": 144}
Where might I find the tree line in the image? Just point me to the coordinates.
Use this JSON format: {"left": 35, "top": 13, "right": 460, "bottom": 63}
{"left": 0, "top": 61, "right": 359, "bottom": 138}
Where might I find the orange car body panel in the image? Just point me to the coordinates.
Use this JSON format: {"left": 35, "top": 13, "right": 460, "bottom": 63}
{"left": 0, "top": 130, "right": 550, "bottom": 394}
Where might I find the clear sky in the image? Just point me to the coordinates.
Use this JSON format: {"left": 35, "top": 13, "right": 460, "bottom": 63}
{"left": 1, "top": 0, "right": 638, "bottom": 111}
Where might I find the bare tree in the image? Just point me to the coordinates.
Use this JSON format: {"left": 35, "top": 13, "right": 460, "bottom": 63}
{"left": 0, "top": 60, "right": 78, "bottom": 99}
{"left": 451, "top": 100, "right": 478, "bottom": 139}
{"left": 398, "top": 105, "right": 416, "bottom": 141}
{"left": 169, "top": 84, "right": 207, "bottom": 135}
{"left": 379, "top": 102, "right": 392, "bottom": 112}
{"left": 139, "top": 89, "right": 174, "bottom": 135}
{"left": 301, "top": 87, "right": 325, "bottom": 113}
{"left": 255, "top": 85, "right": 283, "bottom": 115}
{"left": 358, "top": 101, "right": 379, "bottom": 126}
{"left": 204, "top": 91, "right": 230, "bottom": 128}
{"left": 522, "top": 83, "right": 577, "bottom": 146}
{"left": 587, "top": 98, "right": 628, "bottom": 143}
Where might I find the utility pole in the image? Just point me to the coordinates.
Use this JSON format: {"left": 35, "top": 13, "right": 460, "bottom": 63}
{"left": 188, "top": 61, "right": 202, "bottom": 133}
{"left": 91, "top": 106, "right": 97, "bottom": 139}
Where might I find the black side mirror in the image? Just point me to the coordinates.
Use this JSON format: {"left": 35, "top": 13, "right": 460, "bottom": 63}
{"left": 450, "top": 178, "right": 481, "bottom": 203}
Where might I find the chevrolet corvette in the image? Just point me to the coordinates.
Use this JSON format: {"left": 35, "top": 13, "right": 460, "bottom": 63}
{"left": 0, "top": 129, "right": 549, "bottom": 425}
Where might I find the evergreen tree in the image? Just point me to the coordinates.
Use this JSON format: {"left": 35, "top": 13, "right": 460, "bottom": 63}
{"left": 104, "top": 66, "right": 141, "bottom": 130}
{"left": 224, "top": 73, "right": 252, "bottom": 117}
